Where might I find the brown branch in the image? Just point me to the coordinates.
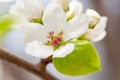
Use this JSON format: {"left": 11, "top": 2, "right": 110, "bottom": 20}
{"left": 0, "top": 47, "right": 57, "bottom": 80}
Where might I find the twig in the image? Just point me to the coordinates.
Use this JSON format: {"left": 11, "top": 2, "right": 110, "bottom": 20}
{"left": 0, "top": 47, "right": 57, "bottom": 80}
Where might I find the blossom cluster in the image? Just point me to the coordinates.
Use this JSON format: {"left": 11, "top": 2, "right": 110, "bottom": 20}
{"left": 0, "top": 0, "right": 107, "bottom": 58}
{"left": 2, "top": 0, "right": 107, "bottom": 58}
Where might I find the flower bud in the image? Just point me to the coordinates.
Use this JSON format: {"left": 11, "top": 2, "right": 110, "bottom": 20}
{"left": 52, "top": 0, "right": 69, "bottom": 11}
{"left": 66, "top": 0, "right": 83, "bottom": 21}
{"left": 20, "top": 0, "right": 43, "bottom": 20}
{"left": 86, "top": 9, "right": 101, "bottom": 28}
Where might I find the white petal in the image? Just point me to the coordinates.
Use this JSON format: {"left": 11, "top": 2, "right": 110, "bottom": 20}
{"left": 94, "top": 17, "right": 108, "bottom": 31}
{"left": 53, "top": 43, "right": 75, "bottom": 58}
{"left": 67, "top": 0, "right": 83, "bottom": 17}
{"left": 22, "top": 23, "right": 48, "bottom": 43}
{"left": 52, "top": 0, "right": 69, "bottom": 11}
{"left": 42, "top": 2, "right": 66, "bottom": 33}
{"left": 25, "top": 41, "right": 53, "bottom": 58}
{"left": 85, "top": 29, "right": 100, "bottom": 41}
{"left": 86, "top": 9, "right": 100, "bottom": 19}
{"left": 85, "top": 29, "right": 106, "bottom": 42}
{"left": 20, "top": 0, "right": 43, "bottom": 19}
{"left": 9, "top": 5, "right": 29, "bottom": 29}
{"left": 92, "top": 31, "right": 106, "bottom": 42}
{"left": 64, "top": 14, "right": 89, "bottom": 41}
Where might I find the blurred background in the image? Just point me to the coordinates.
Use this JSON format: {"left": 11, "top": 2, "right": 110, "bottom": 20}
{"left": 0, "top": 0, "right": 120, "bottom": 80}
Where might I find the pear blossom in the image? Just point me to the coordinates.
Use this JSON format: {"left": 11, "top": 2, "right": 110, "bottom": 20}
{"left": 10, "top": 0, "right": 43, "bottom": 21}
{"left": 65, "top": 1, "right": 108, "bottom": 42}
{"left": 85, "top": 9, "right": 108, "bottom": 42}
{"left": 0, "top": 0, "right": 43, "bottom": 28}
{"left": 85, "top": 17, "right": 108, "bottom": 42}
{"left": 22, "top": 3, "right": 89, "bottom": 58}
{"left": 61, "top": 0, "right": 108, "bottom": 42}
{"left": 9, "top": 7, "right": 29, "bottom": 29}
{"left": 52, "top": 0, "right": 69, "bottom": 11}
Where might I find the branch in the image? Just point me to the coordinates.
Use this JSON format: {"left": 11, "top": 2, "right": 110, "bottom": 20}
{"left": 0, "top": 47, "right": 57, "bottom": 80}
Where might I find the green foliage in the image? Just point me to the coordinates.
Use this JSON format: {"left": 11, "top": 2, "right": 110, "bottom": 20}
{"left": 53, "top": 40, "right": 101, "bottom": 76}
{"left": 0, "top": 15, "right": 15, "bottom": 42}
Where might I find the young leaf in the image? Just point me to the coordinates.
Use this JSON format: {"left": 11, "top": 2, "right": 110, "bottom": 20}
{"left": 0, "top": 15, "right": 15, "bottom": 42}
{"left": 53, "top": 40, "right": 101, "bottom": 76}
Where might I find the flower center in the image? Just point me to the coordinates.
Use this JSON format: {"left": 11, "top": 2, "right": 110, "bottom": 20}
{"left": 46, "top": 31, "right": 64, "bottom": 49}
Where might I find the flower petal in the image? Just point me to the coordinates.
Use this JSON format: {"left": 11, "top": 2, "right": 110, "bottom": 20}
{"left": 92, "top": 31, "right": 106, "bottom": 42}
{"left": 25, "top": 41, "right": 53, "bottom": 58}
{"left": 85, "top": 29, "right": 106, "bottom": 42}
{"left": 9, "top": 4, "right": 29, "bottom": 29}
{"left": 53, "top": 43, "right": 75, "bottom": 58}
{"left": 94, "top": 17, "right": 108, "bottom": 31}
{"left": 52, "top": 0, "right": 69, "bottom": 11}
{"left": 86, "top": 9, "right": 101, "bottom": 19}
{"left": 67, "top": 0, "right": 83, "bottom": 17}
{"left": 19, "top": 0, "right": 43, "bottom": 19}
{"left": 42, "top": 2, "right": 67, "bottom": 33}
{"left": 22, "top": 23, "right": 48, "bottom": 43}
{"left": 64, "top": 14, "right": 89, "bottom": 41}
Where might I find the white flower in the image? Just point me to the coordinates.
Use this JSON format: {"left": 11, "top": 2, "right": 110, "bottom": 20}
{"left": 67, "top": 0, "right": 83, "bottom": 18}
{"left": 8, "top": 0, "right": 43, "bottom": 29}
{"left": 9, "top": 7, "right": 29, "bottom": 29}
{"left": 85, "top": 9, "right": 108, "bottom": 42}
{"left": 52, "top": 0, "right": 69, "bottom": 11}
{"left": 85, "top": 17, "right": 108, "bottom": 42}
{"left": 22, "top": 3, "right": 89, "bottom": 58}
{"left": 67, "top": 5, "right": 108, "bottom": 42}
{"left": 9, "top": 0, "right": 43, "bottom": 21}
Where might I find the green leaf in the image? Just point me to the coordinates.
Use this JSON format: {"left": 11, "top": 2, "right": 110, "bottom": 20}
{"left": 53, "top": 40, "right": 101, "bottom": 76}
{"left": 0, "top": 15, "right": 15, "bottom": 42}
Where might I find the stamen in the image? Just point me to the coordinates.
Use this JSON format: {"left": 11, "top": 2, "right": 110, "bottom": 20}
{"left": 47, "top": 36, "right": 51, "bottom": 38}
{"left": 46, "top": 31, "right": 64, "bottom": 47}
{"left": 49, "top": 31, "right": 54, "bottom": 35}
{"left": 59, "top": 31, "right": 63, "bottom": 35}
